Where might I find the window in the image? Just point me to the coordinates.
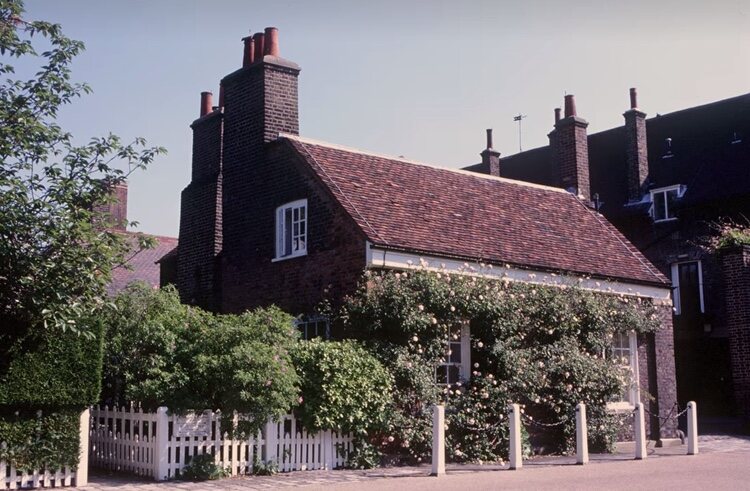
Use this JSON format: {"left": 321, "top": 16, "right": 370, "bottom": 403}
{"left": 606, "top": 331, "right": 640, "bottom": 410}
{"left": 650, "top": 185, "right": 685, "bottom": 222}
{"left": 435, "top": 320, "right": 471, "bottom": 385}
{"left": 295, "top": 315, "right": 329, "bottom": 340}
{"left": 275, "top": 199, "right": 307, "bottom": 260}
{"left": 671, "top": 261, "right": 705, "bottom": 316}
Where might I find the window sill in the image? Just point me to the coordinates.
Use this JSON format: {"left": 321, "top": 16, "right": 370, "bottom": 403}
{"left": 653, "top": 218, "right": 678, "bottom": 224}
{"left": 272, "top": 251, "right": 308, "bottom": 263}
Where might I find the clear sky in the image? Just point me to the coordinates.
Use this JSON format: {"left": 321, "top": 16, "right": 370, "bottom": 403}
{"left": 21, "top": 0, "right": 750, "bottom": 237}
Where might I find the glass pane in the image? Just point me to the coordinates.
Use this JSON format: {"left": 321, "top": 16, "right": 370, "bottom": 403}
{"left": 654, "top": 192, "right": 667, "bottom": 220}
{"left": 436, "top": 366, "right": 448, "bottom": 385}
{"left": 678, "top": 262, "right": 701, "bottom": 317}
{"left": 666, "top": 190, "right": 678, "bottom": 219}
{"left": 449, "top": 342, "right": 462, "bottom": 363}
{"left": 293, "top": 207, "right": 299, "bottom": 221}
{"left": 448, "top": 365, "right": 460, "bottom": 384}
{"left": 284, "top": 208, "right": 292, "bottom": 256}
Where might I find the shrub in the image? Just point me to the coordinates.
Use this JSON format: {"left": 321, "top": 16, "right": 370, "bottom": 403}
{"left": 0, "top": 409, "right": 81, "bottom": 472}
{"left": 342, "top": 269, "right": 660, "bottom": 461}
{"left": 103, "top": 284, "right": 300, "bottom": 433}
{"left": 180, "top": 454, "right": 228, "bottom": 481}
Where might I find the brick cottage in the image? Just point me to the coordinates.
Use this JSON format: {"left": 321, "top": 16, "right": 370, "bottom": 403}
{"left": 160, "top": 28, "right": 679, "bottom": 439}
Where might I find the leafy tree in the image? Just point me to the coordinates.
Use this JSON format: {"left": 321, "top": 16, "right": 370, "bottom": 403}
{"left": 0, "top": 0, "right": 165, "bottom": 358}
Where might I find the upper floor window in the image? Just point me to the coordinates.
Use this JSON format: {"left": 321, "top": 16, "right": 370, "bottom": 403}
{"left": 435, "top": 320, "right": 471, "bottom": 385}
{"left": 671, "top": 261, "right": 705, "bottom": 316}
{"left": 650, "top": 185, "right": 685, "bottom": 222}
{"left": 275, "top": 199, "right": 307, "bottom": 260}
{"left": 606, "top": 331, "right": 639, "bottom": 411}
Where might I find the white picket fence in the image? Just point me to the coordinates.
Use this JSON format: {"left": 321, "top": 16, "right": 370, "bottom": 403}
{"left": 1, "top": 410, "right": 89, "bottom": 489}
{"left": 89, "top": 405, "right": 354, "bottom": 481}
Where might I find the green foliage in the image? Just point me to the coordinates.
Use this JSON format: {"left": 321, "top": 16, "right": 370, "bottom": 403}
{"left": 252, "top": 457, "right": 278, "bottom": 476}
{"left": 344, "top": 440, "right": 381, "bottom": 469}
{"left": 103, "top": 284, "right": 300, "bottom": 433}
{"left": 342, "top": 269, "right": 661, "bottom": 461}
{"left": 0, "top": 319, "right": 103, "bottom": 406}
{"left": 0, "top": 409, "right": 80, "bottom": 472}
{"left": 291, "top": 339, "right": 393, "bottom": 436}
{"left": 0, "top": 0, "right": 166, "bottom": 346}
{"left": 180, "top": 454, "right": 228, "bottom": 481}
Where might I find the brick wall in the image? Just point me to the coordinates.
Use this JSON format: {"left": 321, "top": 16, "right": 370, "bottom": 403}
{"left": 721, "top": 245, "right": 750, "bottom": 420}
{"left": 624, "top": 109, "right": 648, "bottom": 201}
{"left": 221, "top": 142, "right": 367, "bottom": 315}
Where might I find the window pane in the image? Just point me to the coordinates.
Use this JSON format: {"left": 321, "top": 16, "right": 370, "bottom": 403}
{"left": 449, "top": 342, "right": 462, "bottom": 363}
{"left": 678, "top": 262, "right": 701, "bottom": 318}
{"left": 666, "top": 189, "right": 678, "bottom": 219}
{"left": 436, "top": 366, "right": 448, "bottom": 385}
{"left": 654, "top": 192, "right": 667, "bottom": 220}
{"left": 447, "top": 366, "right": 460, "bottom": 385}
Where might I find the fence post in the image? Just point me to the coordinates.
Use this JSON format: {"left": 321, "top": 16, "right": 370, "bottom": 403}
{"left": 75, "top": 408, "right": 90, "bottom": 486}
{"left": 431, "top": 405, "right": 445, "bottom": 476}
{"left": 154, "top": 407, "right": 170, "bottom": 481}
{"left": 634, "top": 402, "right": 647, "bottom": 460}
{"left": 687, "top": 401, "right": 699, "bottom": 455}
{"left": 264, "top": 419, "right": 278, "bottom": 465}
{"left": 575, "top": 403, "right": 588, "bottom": 465}
{"left": 322, "top": 431, "right": 333, "bottom": 470}
{"left": 508, "top": 404, "right": 522, "bottom": 470}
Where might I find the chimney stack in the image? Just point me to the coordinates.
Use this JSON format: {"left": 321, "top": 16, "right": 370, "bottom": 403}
{"left": 252, "top": 32, "right": 265, "bottom": 62}
{"left": 554, "top": 107, "right": 561, "bottom": 124}
{"left": 624, "top": 87, "right": 649, "bottom": 201}
{"left": 200, "top": 91, "right": 213, "bottom": 117}
{"left": 264, "top": 27, "right": 279, "bottom": 56}
{"left": 480, "top": 128, "right": 501, "bottom": 177}
{"left": 552, "top": 94, "right": 591, "bottom": 201}
{"left": 242, "top": 36, "right": 255, "bottom": 67}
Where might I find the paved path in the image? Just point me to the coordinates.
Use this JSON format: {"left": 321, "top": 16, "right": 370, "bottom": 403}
{"left": 82, "top": 434, "right": 750, "bottom": 491}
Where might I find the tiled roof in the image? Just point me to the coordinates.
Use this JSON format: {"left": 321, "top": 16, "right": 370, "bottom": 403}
{"left": 108, "top": 233, "right": 178, "bottom": 294}
{"left": 284, "top": 136, "right": 668, "bottom": 287}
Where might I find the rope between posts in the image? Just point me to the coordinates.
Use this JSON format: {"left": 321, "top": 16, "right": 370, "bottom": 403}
{"left": 520, "top": 412, "right": 569, "bottom": 428}
{"left": 640, "top": 403, "right": 688, "bottom": 423}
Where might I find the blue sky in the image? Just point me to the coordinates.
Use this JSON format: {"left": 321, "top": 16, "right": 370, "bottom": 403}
{"left": 22, "top": 0, "right": 750, "bottom": 237}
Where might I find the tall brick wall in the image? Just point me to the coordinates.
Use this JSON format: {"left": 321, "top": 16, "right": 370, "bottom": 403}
{"left": 721, "top": 245, "right": 750, "bottom": 421}
{"left": 177, "top": 111, "right": 223, "bottom": 310}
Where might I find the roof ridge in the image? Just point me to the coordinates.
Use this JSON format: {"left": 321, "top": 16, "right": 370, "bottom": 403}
{"left": 571, "top": 196, "right": 667, "bottom": 284}
{"left": 278, "top": 133, "right": 569, "bottom": 194}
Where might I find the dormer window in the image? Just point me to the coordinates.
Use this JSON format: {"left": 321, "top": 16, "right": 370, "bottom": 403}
{"left": 275, "top": 199, "right": 307, "bottom": 260}
{"left": 650, "top": 185, "right": 685, "bottom": 222}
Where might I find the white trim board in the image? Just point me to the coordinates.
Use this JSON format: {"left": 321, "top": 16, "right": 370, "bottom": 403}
{"left": 365, "top": 243, "right": 671, "bottom": 301}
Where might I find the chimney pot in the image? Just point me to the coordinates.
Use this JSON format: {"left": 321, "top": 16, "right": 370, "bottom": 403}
{"left": 554, "top": 107, "right": 561, "bottom": 124}
{"left": 242, "top": 36, "right": 255, "bottom": 67}
{"left": 200, "top": 91, "right": 213, "bottom": 117}
{"left": 629, "top": 87, "right": 638, "bottom": 109}
{"left": 253, "top": 32, "right": 265, "bottom": 62}
{"left": 486, "top": 128, "right": 493, "bottom": 149}
{"left": 264, "top": 27, "right": 279, "bottom": 56}
{"left": 564, "top": 94, "right": 576, "bottom": 118}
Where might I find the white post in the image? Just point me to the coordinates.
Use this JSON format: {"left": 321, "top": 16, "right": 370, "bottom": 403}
{"left": 264, "top": 419, "right": 278, "bottom": 465}
{"left": 687, "top": 401, "right": 699, "bottom": 455}
{"left": 322, "top": 431, "right": 333, "bottom": 470}
{"left": 75, "top": 408, "right": 90, "bottom": 486}
{"left": 575, "top": 403, "right": 588, "bottom": 465}
{"left": 431, "top": 405, "right": 445, "bottom": 476}
{"left": 634, "top": 402, "right": 647, "bottom": 460}
{"left": 508, "top": 404, "right": 522, "bottom": 470}
{"left": 154, "top": 407, "right": 170, "bottom": 480}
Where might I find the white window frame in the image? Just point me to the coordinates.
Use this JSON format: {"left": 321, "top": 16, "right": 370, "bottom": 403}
{"left": 435, "top": 320, "right": 471, "bottom": 385}
{"left": 671, "top": 260, "right": 705, "bottom": 315}
{"left": 273, "top": 199, "right": 307, "bottom": 261}
{"left": 649, "top": 185, "right": 685, "bottom": 223}
{"left": 606, "top": 331, "right": 640, "bottom": 411}
{"left": 294, "top": 314, "right": 330, "bottom": 340}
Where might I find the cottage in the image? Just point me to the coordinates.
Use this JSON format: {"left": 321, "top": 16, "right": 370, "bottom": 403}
{"left": 162, "top": 28, "right": 679, "bottom": 440}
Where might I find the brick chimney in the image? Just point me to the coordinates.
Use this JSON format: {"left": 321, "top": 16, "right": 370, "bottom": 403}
{"left": 623, "top": 87, "right": 649, "bottom": 201}
{"left": 94, "top": 181, "right": 128, "bottom": 232}
{"left": 480, "top": 129, "right": 501, "bottom": 177}
{"left": 552, "top": 94, "right": 591, "bottom": 201}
